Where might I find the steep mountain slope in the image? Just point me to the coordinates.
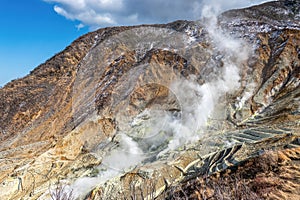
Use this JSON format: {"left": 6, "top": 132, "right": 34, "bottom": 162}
{"left": 0, "top": 0, "right": 299, "bottom": 199}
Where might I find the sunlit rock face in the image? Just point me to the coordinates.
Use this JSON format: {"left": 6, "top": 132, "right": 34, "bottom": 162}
{"left": 0, "top": 1, "right": 300, "bottom": 199}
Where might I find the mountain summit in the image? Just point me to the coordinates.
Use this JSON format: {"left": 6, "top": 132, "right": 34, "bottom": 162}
{"left": 0, "top": 1, "right": 299, "bottom": 199}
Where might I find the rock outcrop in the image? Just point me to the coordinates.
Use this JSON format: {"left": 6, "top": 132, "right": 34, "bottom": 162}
{"left": 0, "top": 0, "right": 299, "bottom": 199}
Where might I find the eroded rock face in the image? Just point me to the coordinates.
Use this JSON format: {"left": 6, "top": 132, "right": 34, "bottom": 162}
{"left": 0, "top": 1, "right": 299, "bottom": 199}
{"left": 168, "top": 146, "right": 300, "bottom": 200}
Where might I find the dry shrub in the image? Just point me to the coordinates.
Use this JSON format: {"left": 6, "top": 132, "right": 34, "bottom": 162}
{"left": 166, "top": 173, "right": 263, "bottom": 200}
{"left": 50, "top": 181, "right": 74, "bottom": 200}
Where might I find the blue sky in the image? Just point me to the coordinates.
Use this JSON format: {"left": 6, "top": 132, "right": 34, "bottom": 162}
{"left": 0, "top": 0, "right": 88, "bottom": 86}
{"left": 0, "top": 0, "right": 271, "bottom": 86}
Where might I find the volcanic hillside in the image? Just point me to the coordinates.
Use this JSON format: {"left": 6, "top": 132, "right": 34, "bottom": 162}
{"left": 0, "top": 0, "right": 299, "bottom": 199}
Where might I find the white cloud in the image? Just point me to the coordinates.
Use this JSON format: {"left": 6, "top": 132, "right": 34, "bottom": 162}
{"left": 54, "top": 5, "right": 115, "bottom": 26}
{"left": 76, "top": 23, "right": 85, "bottom": 30}
{"left": 200, "top": 0, "right": 277, "bottom": 15}
{"left": 44, "top": 0, "right": 275, "bottom": 30}
{"left": 54, "top": 5, "right": 73, "bottom": 19}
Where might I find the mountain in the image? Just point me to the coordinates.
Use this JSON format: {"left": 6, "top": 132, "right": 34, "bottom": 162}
{"left": 0, "top": 0, "right": 299, "bottom": 199}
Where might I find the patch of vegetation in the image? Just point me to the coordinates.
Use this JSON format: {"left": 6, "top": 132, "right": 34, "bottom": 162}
{"left": 50, "top": 181, "right": 74, "bottom": 200}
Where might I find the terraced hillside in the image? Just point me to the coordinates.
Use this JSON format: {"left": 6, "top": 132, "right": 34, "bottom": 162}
{"left": 0, "top": 0, "right": 299, "bottom": 199}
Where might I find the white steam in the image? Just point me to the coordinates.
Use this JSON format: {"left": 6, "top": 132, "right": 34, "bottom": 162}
{"left": 69, "top": 133, "right": 145, "bottom": 199}
{"left": 101, "top": 133, "right": 145, "bottom": 170}
{"left": 158, "top": 4, "right": 250, "bottom": 152}
{"left": 164, "top": 63, "right": 242, "bottom": 151}
{"left": 68, "top": 2, "right": 253, "bottom": 198}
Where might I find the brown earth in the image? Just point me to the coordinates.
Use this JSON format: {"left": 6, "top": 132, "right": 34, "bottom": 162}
{"left": 0, "top": 0, "right": 299, "bottom": 199}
